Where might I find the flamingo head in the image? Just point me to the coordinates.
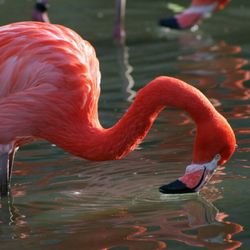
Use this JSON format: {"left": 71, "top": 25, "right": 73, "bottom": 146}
{"left": 32, "top": 0, "right": 50, "bottom": 23}
{"left": 160, "top": 114, "right": 236, "bottom": 194}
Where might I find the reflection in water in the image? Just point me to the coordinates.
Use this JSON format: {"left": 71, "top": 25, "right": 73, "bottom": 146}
{"left": 175, "top": 31, "right": 250, "bottom": 105}
{"left": 0, "top": 25, "right": 243, "bottom": 250}
{"left": 0, "top": 2, "right": 248, "bottom": 249}
{"left": 0, "top": 195, "right": 30, "bottom": 241}
{"left": 0, "top": 193, "right": 243, "bottom": 249}
{"left": 125, "top": 196, "right": 242, "bottom": 250}
{"left": 116, "top": 39, "right": 136, "bottom": 102}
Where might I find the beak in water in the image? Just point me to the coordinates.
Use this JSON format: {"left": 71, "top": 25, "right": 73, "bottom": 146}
{"left": 159, "top": 154, "right": 221, "bottom": 194}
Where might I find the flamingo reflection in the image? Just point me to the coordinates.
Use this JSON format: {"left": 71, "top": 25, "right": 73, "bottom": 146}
{"left": 0, "top": 182, "right": 243, "bottom": 249}
{"left": 170, "top": 30, "right": 250, "bottom": 127}
{"left": 115, "top": 34, "right": 136, "bottom": 102}
{"left": 175, "top": 32, "right": 250, "bottom": 102}
{"left": 37, "top": 195, "right": 242, "bottom": 249}
{"left": 123, "top": 196, "right": 242, "bottom": 249}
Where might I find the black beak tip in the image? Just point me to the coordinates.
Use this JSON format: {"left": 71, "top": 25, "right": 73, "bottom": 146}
{"left": 158, "top": 17, "right": 181, "bottom": 29}
{"left": 159, "top": 179, "right": 196, "bottom": 194}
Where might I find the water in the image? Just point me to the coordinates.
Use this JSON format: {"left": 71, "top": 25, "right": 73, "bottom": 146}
{"left": 0, "top": 0, "right": 249, "bottom": 249}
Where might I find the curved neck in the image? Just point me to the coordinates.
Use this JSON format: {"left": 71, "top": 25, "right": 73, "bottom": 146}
{"left": 57, "top": 76, "right": 227, "bottom": 162}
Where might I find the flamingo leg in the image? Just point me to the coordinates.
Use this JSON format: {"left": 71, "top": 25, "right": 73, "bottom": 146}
{"left": 0, "top": 152, "right": 10, "bottom": 196}
{"left": 0, "top": 144, "right": 15, "bottom": 196}
{"left": 114, "top": 0, "right": 126, "bottom": 42}
{"left": 8, "top": 148, "right": 17, "bottom": 180}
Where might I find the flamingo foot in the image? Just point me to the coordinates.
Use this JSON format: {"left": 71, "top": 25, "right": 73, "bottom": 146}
{"left": 159, "top": 154, "right": 221, "bottom": 194}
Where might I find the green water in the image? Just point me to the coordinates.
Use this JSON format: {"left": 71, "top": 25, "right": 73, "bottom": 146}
{"left": 0, "top": 0, "right": 249, "bottom": 249}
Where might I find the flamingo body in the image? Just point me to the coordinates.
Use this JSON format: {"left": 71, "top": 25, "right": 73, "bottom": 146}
{"left": 0, "top": 22, "right": 100, "bottom": 148}
{"left": 0, "top": 22, "right": 235, "bottom": 195}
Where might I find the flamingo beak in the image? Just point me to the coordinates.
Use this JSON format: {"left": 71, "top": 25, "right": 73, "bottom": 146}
{"left": 159, "top": 154, "right": 221, "bottom": 194}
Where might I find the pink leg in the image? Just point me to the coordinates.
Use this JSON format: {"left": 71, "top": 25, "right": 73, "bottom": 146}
{"left": 114, "top": 0, "right": 126, "bottom": 42}
{"left": 159, "top": 0, "right": 230, "bottom": 30}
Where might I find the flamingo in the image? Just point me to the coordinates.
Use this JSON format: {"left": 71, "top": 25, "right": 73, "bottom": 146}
{"left": 159, "top": 0, "right": 230, "bottom": 29}
{"left": 0, "top": 22, "right": 236, "bottom": 196}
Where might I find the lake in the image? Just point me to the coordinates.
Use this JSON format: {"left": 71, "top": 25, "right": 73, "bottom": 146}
{"left": 0, "top": 0, "right": 249, "bottom": 249}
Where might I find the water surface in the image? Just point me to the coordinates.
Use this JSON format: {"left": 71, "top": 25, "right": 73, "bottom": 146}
{"left": 0, "top": 0, "right": 249, "bottom": 249}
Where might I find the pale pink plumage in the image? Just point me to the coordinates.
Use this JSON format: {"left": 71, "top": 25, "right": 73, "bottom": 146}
{"left": 0, "top": 22, "right": 235, "bottom": 195}
{"left": 0, "top": 22, "right": 100, "bottom": 144}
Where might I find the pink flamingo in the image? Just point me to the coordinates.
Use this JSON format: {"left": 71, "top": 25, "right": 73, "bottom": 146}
{"left": 0, "top": 22, "right": 235, "bottom": 196}
{"left": 114, "top": 0, "right": 231, "bottom": 39}
{"left": 159, "top": 0, "right": 230, "bottom": 29}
